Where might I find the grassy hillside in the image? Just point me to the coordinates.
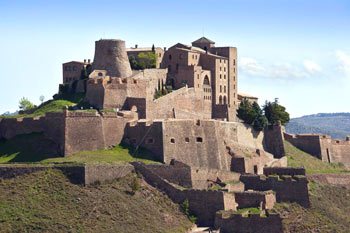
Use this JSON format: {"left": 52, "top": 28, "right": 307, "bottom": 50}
{"left": 286, "top": 113, "right": 350, "bottom": 139}
{"left": 0, "top": 93, "right": 87, "bottom": 119}
{"left": 0, "top": 133, "right": 159, "bottom": 164}
{"left": 284, "top": 141, "right": 347, "bottom": 174}
{"left": 0, "top": 169, "right": 192, "bottom": 232}
{"left": 274, "top": 180, "right": 350, "bottom": 233}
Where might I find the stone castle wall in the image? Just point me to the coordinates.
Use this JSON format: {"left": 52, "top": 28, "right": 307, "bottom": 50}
{"left": 263, "top": 167, "right": 305, "bottom": 177}
{"left": 0, "top": 164, "right": 133, "bottom": 185}
{"left": 240, "top": 174, "right": 310, "bottom": 207}
{"left": 264, "top": 124, "right": 286, "bottom": 158}
{"left": 132, "top": 162, "right": 237, "bottom": 226}
{"left": 215, "top": 211, "right": 283, "bottom": 233}
{"left": 0, "top": 117, "right": 45, "bottom": 140}
{"left": 284, "top": 132, "right": 350, "bottom": 169}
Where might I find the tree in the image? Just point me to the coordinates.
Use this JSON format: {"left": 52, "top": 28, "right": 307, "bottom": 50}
{"left": 237, "top": 98, "right": 256, "bottom": 125}
{"left": 39, "top": 95, "right": 45, "bottom": 103}
{"left": 80, "top": 66, "right": 88, "bottom": 79}
{"left": 152, "top": 44, "right": 155, "bottom": 52}
{"left": 137, "top": 52, "right": 157, "bottom": 69}
{"left": 129, "top": 55, "right": 138, "bottom": 70}
{"left": 19, "top": 97, "right": 34, "bottom": 111}
{"left": 263, "top": 98, "right": 290, "bottom": 125}
{"left": 252, "top": 102, "right": 268, "bottom": 130}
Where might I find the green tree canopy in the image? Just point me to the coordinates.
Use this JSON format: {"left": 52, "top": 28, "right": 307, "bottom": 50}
{"left": 263, "top": 98, "right": 290, "bottom": 125}
{"left": 252, "top": 102, "right": 268, "bottom": 131}
{"left": 19, "top": 97, "right": 34, "bottom": 111}
{"left": 129, "top": 52, "right": 157, "bottom": 70}
{"left": 237, "top": 98, "right": 256, "bottom": 125}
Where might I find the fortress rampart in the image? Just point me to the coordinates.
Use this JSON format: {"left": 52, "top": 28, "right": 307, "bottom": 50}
{"left": 132, "top": 162, "right": 237, "bottom": 226}
{"left": 284, "top": 132, "right": 350, "bottom": 169}
{"left": 263, "top": 167, "right": 306, "bottom": 176}
{"left": 214, "top": 211, "right": 283, "bottom": 233}
{"left": 240, "top": 174, "right": 310, "bottom": 207}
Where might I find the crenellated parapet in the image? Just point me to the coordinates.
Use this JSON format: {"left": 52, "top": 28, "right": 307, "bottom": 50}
{"left": 215, "top": 210, "right": 283, "bottom": 233}
{"left": 240, "top": 173, "right": 310, "bottom": 207}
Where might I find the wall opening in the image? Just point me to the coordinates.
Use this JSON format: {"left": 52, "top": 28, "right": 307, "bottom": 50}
{"left": 326, "top": 148, "right": 331, "bottom": 163}
{"left": 170, "top": 138, "right": 175, "bottom": 144}
{"left": 185, "top": 137, "right": 190, "bottom": 143}
{"left": 146, "top": 138, "right": 154, "bottom": 144}
{"left": 254, "top": 165, "right": 258, "bottom": 174}
{"left": 196, "top": 137, "right": 203, "bottom": 142}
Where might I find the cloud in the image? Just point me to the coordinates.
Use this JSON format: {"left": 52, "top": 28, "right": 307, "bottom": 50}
{"left": 303, "top": 60, "right": 322, "bottom": 74}
{"left": 240, "top": 57, "right": 265, "bottom": 75}
{"left": 239, "top": 57, "right": 319, "bottom": 79}
{"left": 335, "top": 50, "right": 350, "bottom": 77}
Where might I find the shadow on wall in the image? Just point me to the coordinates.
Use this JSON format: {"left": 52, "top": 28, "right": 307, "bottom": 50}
{"left": 242, "top": 123, "right": 261, "bottom": 139}
{"left": 0, "top": 133, "right": 60, "bottom": 162}
{"left": 118, "top": 142, "right": 162, "bottom": 163}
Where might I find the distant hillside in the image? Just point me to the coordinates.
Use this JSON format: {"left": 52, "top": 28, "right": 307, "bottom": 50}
{"left": 286, "top": 113, "right": 350, "bottom": 139}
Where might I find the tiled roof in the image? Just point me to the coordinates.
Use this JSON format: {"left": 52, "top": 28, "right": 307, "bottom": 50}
{"left": 192, "top": 37, "right": 215, "bottom": 44}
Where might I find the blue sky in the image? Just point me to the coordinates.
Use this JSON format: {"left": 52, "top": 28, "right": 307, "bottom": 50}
{"left": 0, "top": 0, "right": 349, "bottom": 117}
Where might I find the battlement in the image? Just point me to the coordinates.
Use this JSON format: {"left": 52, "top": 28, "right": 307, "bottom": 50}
{"left": 215, "top": 209, "right": 283, "bottom": 233}
{"left": 87, "top": 77, "right": 138, "bottom": 85}
{"left": 263, "top": 167, "right": 306, "bottom": 176}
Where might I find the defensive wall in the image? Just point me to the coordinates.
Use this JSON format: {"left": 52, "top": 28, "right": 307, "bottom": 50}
{"left": 214, "top": 211, "right": 283, "bottom": 233}
{"left": 240, "top": 173, "right": 310, "bottom": 207}
{"left": 307, "top": 174, "right": 350, "bottom": 189}
{"left": 0, "top": 164, "right": 134, "bottom": 185}
{"left": 234, "top": 191, "right": 276, "bottom": 210}
{"left": 132, "top": 162, "right": 237, "bottom": 226}
{"left": 263, "top": 167, "right": 306, "bottom": 177}
{"left": 145, "top": 160, "right": 240, "bottom": 189}
{"left": 284, "top": 132, "right": 350, "bottom": 169}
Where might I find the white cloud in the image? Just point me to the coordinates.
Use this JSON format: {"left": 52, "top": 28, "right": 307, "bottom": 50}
{"left": 239, "top": 57, "right": 314, "bottom": 79}
{"left": 303, "top": 60, "right": 322, "bottom": 74}
{"left": 240, "top": 57, "right": 265, "bottom": 75}
{"left": 335, "top": 50, "right": 350, "bottom": 77}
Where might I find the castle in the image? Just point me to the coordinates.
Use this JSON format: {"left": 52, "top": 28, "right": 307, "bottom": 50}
{"left": 0, "top": 37, "right": 314, "bottom": 232}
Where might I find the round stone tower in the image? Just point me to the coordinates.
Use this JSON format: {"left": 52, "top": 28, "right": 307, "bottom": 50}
{"left": 92, "top": 39, "right": 132, "bottom": 78}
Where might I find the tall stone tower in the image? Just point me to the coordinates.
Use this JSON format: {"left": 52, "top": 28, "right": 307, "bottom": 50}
{"left": 92, "top": 39, "right": 132, "bottom": 78}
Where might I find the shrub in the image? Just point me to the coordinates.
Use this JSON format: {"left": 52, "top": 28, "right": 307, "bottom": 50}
{"left": 131, "top": 176, "right": 140, "bottom": 193}
{"left": 18, "top": 97, "right": 34, "bottom": 111}
{"left": 180, "top": 199, "right": 197, "bottom": 223}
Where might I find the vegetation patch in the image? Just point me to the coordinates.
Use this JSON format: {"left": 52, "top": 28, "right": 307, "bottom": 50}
{"left": 0, "top": 134, "right": 160, "bottom": 164}
{"left": 284, "top": 141, "right": 348, "bottom": 174}
{"left": 273, "top": 181, "right": 350, "bottom": 233}
{"left": 0, "top": 169, "right": 192, "bottom": 232}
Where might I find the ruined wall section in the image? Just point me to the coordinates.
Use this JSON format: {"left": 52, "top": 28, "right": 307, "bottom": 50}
{"left": 132, "top": 162, "right": 237, "bottom": 226}
{"left": 215, "top": 212, "right": 283, "bottom": 233}
{"left": 240, "top": 174, "right": 310, "bottom": 207}
{"left": 284, "top": 133, "right": 323, "bottom": 159}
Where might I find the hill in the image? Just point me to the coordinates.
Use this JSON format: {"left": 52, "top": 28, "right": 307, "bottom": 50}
{"left": 0, "top": 169, "right": 193, "bottom": 232}
{"left": 286, "top": 113, "right": 350, "bottom": 139}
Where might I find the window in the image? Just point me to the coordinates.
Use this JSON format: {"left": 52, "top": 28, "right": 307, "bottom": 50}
{"left": 98, "top": 72, "right": 103, "bottom": 76}
{"left": 220, "top": 67, "right": 222, "bottom": 71}
{"left": 192, "top": 54, "right": 194, "bottom": 59}
{"left": 224, "top": 96, "right": 227, "bottom": 104}
{"left": 219, "top": 96, "right": 223, "bottom": 104}
{"left": 197, "top": 74, "right": 200, "bottom": 79}
{"left": 233, "top": 59, "right": 236, "bottom": 65}
{"left": 185, "top": 137, "right": 190, "bottom": 143}
{"left": 169, "top": 54, "right": 172, "bottom": 60}
{"left": 234, "top": 76, "right": 235, "bottom": 81}
{"left": 170, "top": 138, "right": 175, "bottom": 143}
{"left": 196, "top": 137, "right": 203, "bottom": 142}
{"left": 176, "top": 63, "right": 179, "bottom": 71}
{"left": 224, "top": 86, "right": 226, "bottom": 93}
{"left": 146, "top": 138, "right": 154, "bottom": 144}
{"left": 203, "top": 75, "right": 210, "bottom": 85}
{"left": 234, "top": 84, "right": 236, "bottom": 89}
{"left": 224, "top": 67, "right": 226, "bottom": 72}
{"left": 234, "top": 67, "right": 235, "bottom": 73}
{"left": 220, "top": 85, "right": 222, "bottom": 93}
{"left": 220, "top": 74, "right": 222, "bottom": 79}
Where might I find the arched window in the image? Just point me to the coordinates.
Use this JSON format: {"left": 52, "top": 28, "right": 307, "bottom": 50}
{"left": 219, "top": 96, "right": 223, "bottom": 105}
{"left": 203, "top": 75, "right": 210, "bottom": 86}
{"left": 224, "top": 96, "right": 227, "bottom": 105}
{"left": 220, "top": 85, "right": 222, "bottom": 93}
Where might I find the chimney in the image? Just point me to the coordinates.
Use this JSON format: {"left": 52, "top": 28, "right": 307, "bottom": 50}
{"left": 84, "top": 59, "right": 86, "bottom": 63}
{"left": 164, "top": 47, "right": 167, "bottom": 51}
{"left": 88, "top": 59, "right": 91, "bottom": 64}
{"left": 135, "top": 44, "right": 138, "bottom": 48}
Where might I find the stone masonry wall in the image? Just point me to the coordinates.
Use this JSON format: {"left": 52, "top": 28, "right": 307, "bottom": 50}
{"left": 264, "top": 124, "right": 285, "bottom": 158}
{"left": 215, "top": 212, "right": 283, "bottom": 233}
{"left": 132, "top": 162, "right": 237, "bottom": 226}
{"left": 240, "top": 174, "right": 310, "bottom": 207}
{"left": 234, "top": 191, "right": 276, "bottom": 210}
{"left": 0, "top": 117, "right": 45, "bottom": 140}
{"left": 263, "top": 167, "right": 306, "bottom": 177}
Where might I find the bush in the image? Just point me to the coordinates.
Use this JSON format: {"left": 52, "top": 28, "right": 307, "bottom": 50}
{"left": 263, "top": 98, "right": 290, "bottom": 125}
{"left": 18, "top": 97, "right": 34, "bottom": 111}
{"left": 180, "top": 199, "right": 197, "bottom": 223}
{"left": 237, "top": 99, "right": 267, "bottom": 131}
{"left": 131, "top": 176, "right": 140, "bottom": 193}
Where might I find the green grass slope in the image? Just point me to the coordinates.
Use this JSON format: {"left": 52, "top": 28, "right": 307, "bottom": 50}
{"left": 284, "top": 141, "right": 347, "bottom": 174}
{"left": 0, "top": 133, "right": 159, "bottom": 164}
{"left": 274, "top": 181, "right": 350, "bottom": 233}
{"left": 0, "top": 169, "right": 192, "bottom": 233}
